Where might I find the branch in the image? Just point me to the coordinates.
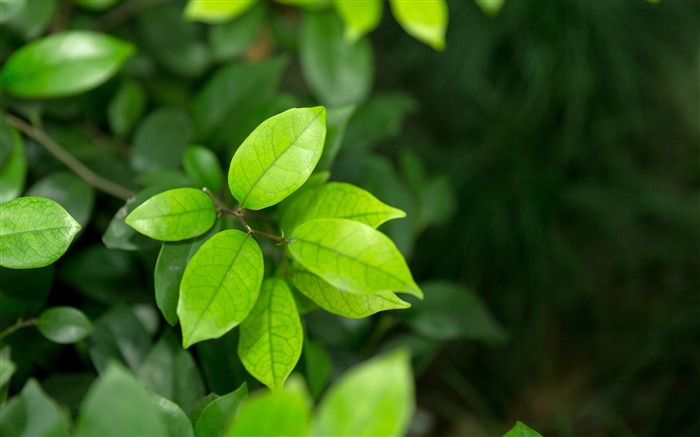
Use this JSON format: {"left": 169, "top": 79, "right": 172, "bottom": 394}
{"left": 0, "top": 318, "right": 37, "bottom": 342}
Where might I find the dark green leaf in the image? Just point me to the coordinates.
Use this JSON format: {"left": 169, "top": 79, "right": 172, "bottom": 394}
{"left": 475, "top": 0, "right": 506, "bottom": 16}
{"left": 0, "top": 31, "right": 134, "bottom": 98}
{"left": 342, "top": 92, "right": 417, "bottom": 151}
{"left": 389, "top": 0, "right": 448, "bottom": 51}
{"left": 0, "top": 120, "right": 26, "bottom": 204}
{"left": 75, "top": 0, "right": 119, "bottom": 11}
{"left": 147, "top": 390, "right": 195, "bottom": 437}
{"left": 37, "top": 306, "right": 93, "bottom": 344}
{"left": 185, "top": 0, "right": 257, "bottom": 23}
{"left": 0, "top": 353, "right": 15, "bottom": 388}
{"left": 0, "top": 379, "right": 70, "bottom": 437}
{"left": 26, "top": 171, "right": 95, "bottom": 227}
{"left": 131, "top": 108, "right": 194, "bottom": 173}
{"left": 0, "top": 0, "right": 25, "bottom": 24}
{"left": 303, "top": 339, "right": 331, "bottom": 399}
{"left": 194, "top": 383, "right": 247, "bottom": 437}
{"left": 196, "top": 331, "right": 250, "bottom": 394}
{"left": 0, "top": 266, "right": 53, "bottom": 318}
{"left": 503, "top": 421, "right": 544, "bottom": 437}
{"left": 41, "top": 373, "right": 95, "bottom": 417}
{"left": 108, "top": 80, "right": 146, "bottom": 136}
{"left": 2, "top": 0, "right": 55, "bottom": 40}
{"left": 88, "top": 305, "right": 152, "bottom": 373}
{"left": 226, "top": 389, "right": 309, "bottom": 436}
{"left": 183, "top": 145, "right": 224, "bottom": 193}
{"left": 191, "top": 393, "right": 220, "bottom": 427}
{"left": 209, "top": 3, "right": 267, "bottom": 63}
{"left": 316, "top": 105, "right": 355, "bottom": 171}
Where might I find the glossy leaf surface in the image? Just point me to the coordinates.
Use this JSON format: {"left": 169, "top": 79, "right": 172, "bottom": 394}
{"left": 334, "top": 0, "right": 382, "bottom": 42}
{"left": 185, "top": 0, "right": 257, "bottom": 23}
{"left": 0, "top": 197, "right": 81, "bottom": 269}
{"left": 0, "top": 379, "right": 70, "bottom": 437}
{"left": 238, "top": 279, "right": 303, "bottom": 391}
{"left": 0, "top": 30, "right": 134, "bottom": 98}
{"left": 183, "top": 145, "right": 223, "bottom": 193}
{"left": 228, "top": 107, "right": 326, "bottom": 210}
{"left": 178, "top": 230, "right": 264, "bottom": 347}
{"left": 194, "top": 383, "right": 247, "bottom": 437}
{"left": 289, "top": 219, "right": 422, "bottom": 298}
{"left": 389, "top": 0, "right": 448, "bottom": 51}
{"left": 226, "top": 389, "right": 309, "bottom": 436}
{"left": 37, "top": 306, "right": 93, "bottom": 344}
{"left": 125, "top": 188, "right": 216, "bottom": 241}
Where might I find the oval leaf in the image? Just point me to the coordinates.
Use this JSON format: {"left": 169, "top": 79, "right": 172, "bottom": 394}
{"left": 37, "top": 306, "right": 93, "bottom": 344}
{"left": 0, "top": 30, "right": 135, "bottom": 98}
{"left": 125, "top": 188, "right": 217, "bottom": 241}
{"left": 334, "top": 0, "right": 383, "bottom": 42}
{"left": 0, "top": 197, "right": 81, "bottom": 269}
{"left": 389, "top": 0, "right": 448, "bottom": 51}
{"left": 108, "top": 80, "right": 146, "bottom": 136}
{"left": 281, "top": 182, "right": 405, "bottom": 234}
{"left": 226, "top": 389, "right": 309, "bottom": 437}
{"left": 238, "top": 279, "right": 303, "bottom": 391}
{"left": 183, "top": 145, "right": 224, "bottom": 193}
{"left": 289, "top": 218, "right": 422, "bottom": 298}
{"left": 228, "top": 106, "right": 326, "bottom": 210}
{"left": 293, "top": 269, "right": 409, "bottom": 319}
{"left": 184, "top": 0, "right": 257, "bottom": 24}
{"left": 178, "top": 230, "right": 264, "bottom": 348}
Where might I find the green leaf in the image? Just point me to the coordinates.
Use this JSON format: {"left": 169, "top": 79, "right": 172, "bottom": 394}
{"left": 209, "top": 3, "right": 267, "bottom": 63}
{"left": 316, "top": 105, "right": 355, "bottom": 171}
{"left": 334, "top": 0, "right": 383, "bottom": 42}
{"left": 228, "top": 107, "right": 327, "bottom": 210}
{"left": 289, "top": 218, "right": 422, "bottom": 298}
{"left": 503, "top": 421, "right": 544, "bottom": 437}
{"left": 389, "top": 0, "right": 448, "bottom": 51}
{"left": 125, "top": 188, "right": 217, "bottom": 241}
{"left": 184, "top": 145, "right": 224, "bottom": 193}
{"left": 0, "top": 379, "right": 70, "bottom": 437}
{"left": 147, "top": 390, "right": 195, "bottom": 437}
{"left": 2, "top": 0, "right": 55, "bottom": 40}
{"left": 238, "top": 279, "right": 303, "bottom": 391}
{"left": 0, "top": 266, "right": 53, "bottom": 318}
{"left": 0, "top": 30, "right": 134, "bottom": 98}
{"left": 138, "top": 332, "right": 206, "bottom": 414}
{"left": 75, "top": 364, "right": 166, "bottom": 437}
{"left": 0, "top": 119, "right": 26, "bottom": 204}
{"left": 178, "top": 230, "right": 264, "bottom": 347}
{"left": 88, "top": 305, "right": 152, "bottom": 373}
{"left": 312, "top": 349, "right": 414, "bottom": 436}
{"left": 226, "top": 389, "right": 309, "bottom": 436}
{"left": 131, "top": 108, "right": 194, "bottom": 173}
{"left": 292, "top": 269, "right": 409, "bottom": 319}
{"left": 26, "top": 171, "right": 95, "bottom": 227}
{"left": 303, "top": 339, "right": 331, "bottom": 399}
{"left": 36, "top": 306, "right": 93, "bottom": 344}
{"left": 275, "top": 0, "right": 330, "bottom": 10}
{"left": 342, "top": 92, "right": 417, "bottom": 151}
{"left": 75, "top": 0, "right": 119, "bottom": 11}
{"left": 299, "top": 11, "right": 373, "bottom": 107}
{"left": 0, "top": 355, "right": 15, "bottom": 387}
{"left": 108, "top": 80, "right": 146, "bottom": 136}
{"left": 474, "top": 0, "right": 506, "bottom": 16}
{"left": 281, "top": 182, "right": 405, "bottom": 234}
{"left": 0, "top": 197, "right": 81, "bottom": 269}
{"left": 185, "top": 0, "right": 257, "bottom": 23}
{"left": 0, "top": 0, "right": 25, "bottom": 24}
{"left": 194, "top": 383, "right": 247, "bottom": 437}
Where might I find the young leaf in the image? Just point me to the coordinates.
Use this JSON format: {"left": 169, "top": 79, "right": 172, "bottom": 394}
{"left": 194, "top": 383, "right": 247, "bottom": 437}
{"left": 178, "top": 230, "right": 264, "bottom": 348}
{"left": 125, "top": 188, "right": 217, "bottom": 241}
{"left": 289, "top": 219, "right": 423, "bottom": 298}
{"left": 0, "top": 379, "right": 70, "bottom": 437}
{"left": 334, "top": 0, "right": 383, "bottom": 42}
{"left": 226, "top": 389, "right": 309, "bottom": 437}
{"left": 238, "top": 279, "right": 303, "bottom": 391}
{"left": 228, "top": 107, "right": 327, "bottom": 210}
{"left": 280, "top": 182, "right": 405, "bottom": 234}
{"left": 293, "top": 269, "right": 410, "bottom": 319}
{"left": 503, "top": 421, "right": 544, "bottom": 437}
{"left": 0, "top": 197, "right": 81, "bottom": 269}
{"left": 185, "top": 0, "right": 257, "bottom": 24}
{"left": 36, "top": 306, "right": 93, "bottom": 344}
{"left": 312, "top": 349, "right": 414, "bottom": 437}
{"left": 389, "top": 0, "right": 448, "bottom": 51}
{"left": 0, "top": 119, "right": 26, "bottom": 204}
{"left": 147, "top": 390, "right": 195, "bottom": 437}
{"left": 183, "top": 145, "right": 224, "bottom": 193}
{"left": 0, "top": 31, "right": 134, "bottom": 98}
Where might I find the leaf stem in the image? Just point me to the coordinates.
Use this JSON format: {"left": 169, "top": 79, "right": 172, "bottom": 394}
{"left": 0, "top": 318, "right": 37, "bottom": 342}
{"left": 4, "top": 113, "right": 134, "bottom": 201}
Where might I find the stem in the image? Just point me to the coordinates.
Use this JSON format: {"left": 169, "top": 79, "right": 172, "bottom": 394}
{"left": 5, "top": 113, "right": 134, "bottom": 201}
{"left": 0, "top": 318, "right": 37, "bottom": 342}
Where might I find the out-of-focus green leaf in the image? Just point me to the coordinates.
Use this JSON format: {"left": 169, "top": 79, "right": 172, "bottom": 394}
{"left": 342, "top": 92, "right": 417, "bottom": 151}
{"left": 316, "top": 105, "right": 355, "bottom": 171}
{"left": 0, "top": 0, "right": 25, "bottom": 24}
{"left": 178, "top": 230, "right": 264, "bottom": 347}
{"left": 334, "top": 0, "right": 382, "bottom": 42}
{"left": 503, "top": 421, "right": 544, "bottom": 437}
{"left": 389, "top": 0, "right": 448, "bottom": 51}
{"left": 275, "top": 0, "right": 330, "bottom": 10}
{"left": 289, "top": 218, "right": 422, "bottom": 298}
{"left": 75, "top": 364, "right": 165, "bottom": 437}
{"left": 87, "top": 305, "right": 152, "bottom": 373}
{"left": 75, "top": 0, "right": 119, "bottom": 10}
{"left": 312, "top": 349, "right": 414, "bottom": 436}
{"left": 474, "top": 0, "right": 505, "bottom": 16}
{"left": 0, "top": 266, "right": 53, "bottom": 318}
{"left": 0, "top": 379, "right": 70, "bottom": 437}
{"left": 185, "top": 0, "right": 257, "bottom": 24}
{"left": 303, "top": 339, "right": 331, "bottom": 399}
{"left": 108, "top": 80, "right": 146, "bottom": 136}
{"left": 0, "top": 197, "right": 81, "bottom": 269}
{"left": 238, "top": 279, "right": 303, "bottom": 391}
{"left": 36, "top": 307, "right": 93, "bottom": 344}
{"left": 194, "top": 383, "right": 247, "bottom": 437}
{"left": 0, "top": 353, "right": 15, "bottom": 388}
{"left": 183, "top": 145, "right": 223, "bottom": 193}
{"left": 0, "top": 120, "right": 26, "bottom": 204}
{"left": 226, "top": 389, "right": 309, "bottom": 436}
{"left": 209, "top": 3, "right": 267, "bottom": 63}
{"left": 26, "top": 172, "right": 95, "bottom": 227}
{"left": 196, "top": 331, "right": 250, "bottom": 394}
{"left": 228, "top": 107, "right": 326, "bottom": 210}
{"left": 0, "top": 31, "right": 134, "bottom": 98}
{"left": 2, "top": 0, "right": 55, "bottom": 40}
{"left": 41, "top": 373, "right": 95, "bottom": 417}
{"left": 131, "top": 108, "right": 194, "bottom": 173}
{"left": 147, "top": 390, "right": 195, "bottom": 437}
{"left": 299, "top": 11, "right": 372, "bottom": 107}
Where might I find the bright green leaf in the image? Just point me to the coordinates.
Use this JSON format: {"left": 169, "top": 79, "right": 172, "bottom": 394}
{"left": 312, "top": 349, "right": 414, "bottom": 436}
{"left": 238, "top": 279, "right": 303, "bottom": 391}
{"left": 281, "top": 182, "right": 405, "bottom": 234}
{"left": 474, "top": 0, "right": 505, "bottom": 16}
{"left": 0, "top": 119, "right": 26, "bottom": 204}
{"left": 334, "top": 0, "right": 382, "bottom": 42}
{"left": 131, "top": 108, "right": 194, "bottom": 173}
{"left": 184, "top": 145, "right": 224, "bottom": 193}
{"left": 147, "top": 390, "right": 195, "bottom": 437}
{"left": 293, "top": 269, "right": 409, "bottom": 319}
{"left": 194, "top": 383, "right": 247, "bottom": 437}
{"left": 26, "top": 171, "right": 95, "bottom": 227}
{"left": 75, "top": 364, "right": 166, "bottom": 437}
{"left": 226, "top": 389, "right": 309, "bottom": 436}
{"left": 503, "top": 421, "right": 544, "bottom": 437}
{"left": 108, "top": 80, "right": 146, "bottom": 136}
{"left": 185, "top": 0, "right": 257, "bottom": 24}
{"left": 228, "top": 107, "right": 326, "bottom": 210}
{"left": 178, "top": 230, "right": 264, "bottom": 347}
{"left": 0, "top": 30, "right": 134, "bottom": 98}
{"left": 289, "top": 218, "right": 422, "bottom": 298}
{"left": 0, "top": 0, "right": 25, "bottom": 24}
{"left": 0, "top": 379, "right": 70, "bottom": 437}
{"left": 389, "top": 0, "right": 448, "bottom": 51}
{"left": 125, "top": 188, "right": 217, "bottom": 241}
{"left": 37, "top": 306, "right": 93, "bottom": 344}
{"left": 0, "top": 197, "right": 81, "bottom": 269}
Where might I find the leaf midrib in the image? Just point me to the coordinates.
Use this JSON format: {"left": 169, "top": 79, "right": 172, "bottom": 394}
{"left": 0, "top": 224, "right": 77, "bottom": 239}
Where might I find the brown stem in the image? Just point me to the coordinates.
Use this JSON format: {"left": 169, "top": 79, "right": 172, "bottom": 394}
{"left": 0, "top": 318, "right": 37, "bottom": 342}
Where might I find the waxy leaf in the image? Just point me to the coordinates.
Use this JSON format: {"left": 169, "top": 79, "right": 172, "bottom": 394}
{"left": 312, "top": 349, "right": 414, "bottom": 436}
{"left": 0, "top": 31, "right": 134, "bottom": 98}
{"left": 37, "top": 306, "right": 93, "bottom": 344}
{"left": 228, "top": 107, "right": 326, "bottom": 210}
{"left": 178, "top": 230, "right": 264, "bottom": 347}
{"left": 281, "top": 182, "right": 405, "bottom": 233}
{"left": 125, "top": 188, "right": 216, "bottom": 241}
{"left": 238, "top": 279, "right": 303, "bottom": 391}
{"left": 183, "top": 145, "right": 224, "bottom": 193}
{"left": 389, "top": 0, "right": 448, "bottom": 51}
{"left": 226, "top": 389, "right": 309, "bottom": 437}
{"left": 289, "top": 219, "right": 422, "bottom": 298}
{"left": 185, "top": 0, "right": 257, "bottom": 23}
{"left": 293, "top": 269, "right": 409, "bottom": 319}
{"left": 0, "top": 197, "right": 81, "bottom": 269}
{"left": 334, "top": 0, "right": 383, "bottom": 42}
{"left": 0, "top": 379, "right": 70, "bottom": 437}
{"left": 194, "top": 383, "right": 247, "bottom": 437}
{"left": 504, "top": 421, "right": 544, "bottom": 437}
